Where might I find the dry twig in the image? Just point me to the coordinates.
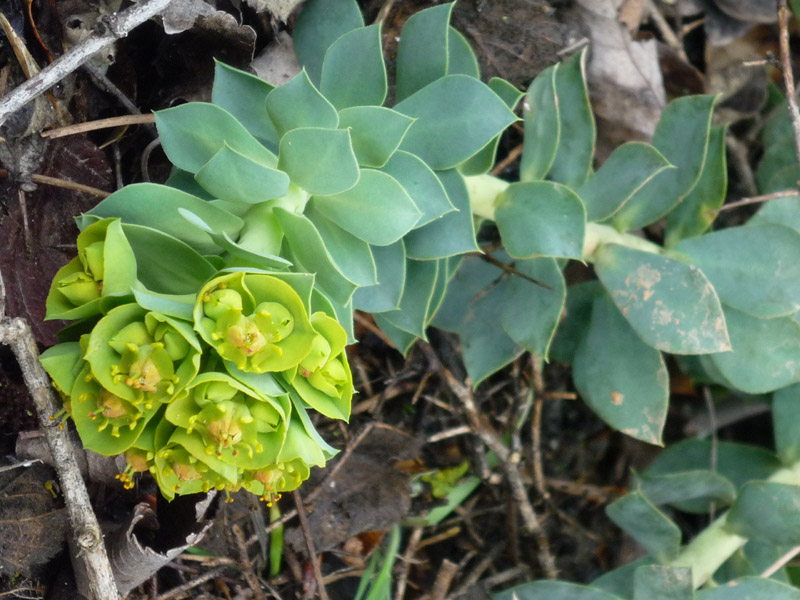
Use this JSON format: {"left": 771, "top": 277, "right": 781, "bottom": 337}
{"left": 41, "top": 114, "right": 156, "bottom": 139}
{"left": 0, "top": 271, "right": 118, "bottom": 600}
{"left": 0, "top": 0, "right": 176, "bottom": 125}
{"left": 421, "top": 344, "right": 558, "bottom": 579}
{"left": 714, "top": 189, "right": 799, "bottom": 213}
{"left": 293, "top": 489, "right": 330, "bottom": 600}
{"left": 779, "top": 0, "right": 800, "bottom": 165}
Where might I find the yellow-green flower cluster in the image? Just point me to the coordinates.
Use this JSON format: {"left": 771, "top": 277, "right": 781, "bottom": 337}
{"left": 42, "top": 247, "right": 352, "bottom": 502}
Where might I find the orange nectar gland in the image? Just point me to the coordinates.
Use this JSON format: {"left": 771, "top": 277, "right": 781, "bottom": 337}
{"left": 116, "top": 449, "right": 152, "bottom": 490}
{"left": 253, "top": 467, "right": 287, "bottom": 506}
{"left": 82, "top": 389, "right": 141, "bottom": 438}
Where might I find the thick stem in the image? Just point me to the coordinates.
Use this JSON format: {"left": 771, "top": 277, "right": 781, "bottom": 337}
{"left": 669, "top": 460, "right": 800, "bottom": 588}
{"left": 463, "top": 173, "right": 663, "bottom": 260}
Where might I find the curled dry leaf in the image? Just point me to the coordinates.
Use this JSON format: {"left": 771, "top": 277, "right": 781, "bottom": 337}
{"left": 0, "top": 464, "right": 69, "bottom": 577}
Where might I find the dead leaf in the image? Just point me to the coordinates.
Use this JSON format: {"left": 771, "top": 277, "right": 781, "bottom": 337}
{"left": 576, "top": 0, "right": 666, "bottom": 158}
{"left": 284, "top": 426, "right": 421, "bottom": 553}
{"left": 244, "top": 0, "right": 304, "bottom": 23}
{"left": 105, "top": 500, "right": 213, "bottom": 596}
{"left": 619, "top": 0, "right": 647, "bottom": 32}
{"left": 252, "top": 31, "right": 301, "bottom": 87}
{"left": 0, "top": 463, "right": 69, "bottom": 577}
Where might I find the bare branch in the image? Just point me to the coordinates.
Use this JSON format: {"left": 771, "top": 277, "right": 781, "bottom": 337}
{"left": 778, "top": 0, "right": 800, "bottom": 165}
{"left": 0, "top": 0, "right": 176, "bottom": 126}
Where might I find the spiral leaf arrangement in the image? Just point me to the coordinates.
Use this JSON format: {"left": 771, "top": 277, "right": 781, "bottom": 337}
{"left": 39, "top": 0, "right": 515, "bottom": 501}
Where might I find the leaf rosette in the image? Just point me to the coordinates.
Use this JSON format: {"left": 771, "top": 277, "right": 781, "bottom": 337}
{"left": 194, "top": 271, "right": 316, "bottom": 373}
{"left": 45, "top": 218, "right": 137, "bottom": 321}
{"left": 283, "top": 312, "right": 353, "bottom": 421}
{"left": 84, "top": 304, "right": 202, "bottom": 407}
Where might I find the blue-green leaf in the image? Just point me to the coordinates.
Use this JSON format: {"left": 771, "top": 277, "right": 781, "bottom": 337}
{"left": 495, "top": 181, "right": 586, "bottom": 259}
{"left": 293, "top": 0, "right": 363, "bottom": 85}
{"left": 396, "top": 75, "right": 518, "bottom": 170}
{"left": 338, "top": 106, "right": 414, "bottom": 168}
{"left": 606, "top": 492, "right": 681, "bottom": 561}
{"left": 674, "top": 224, "right": 800, "bottom": 318}
{"left": 594, "top": 244, "right": 730, "bottom": 354}
{"left": 277, "top": 128, "right": 360, "bottom": 196}
{"left": 195, "top": 144, "right": 290, "bottom": 204}
{"left": 155, "top": 103, "right": 277, "bottom": 173}
{"left": 378, "top": 259, "right": 439, "bottom": 339}
{"left": 320, "top": 25, "right": 387, "bottom": 109}
{"left": 352, "top": 241, "right": 406, "bottom": 312}
{"left": 573, "top": 293, "right": 669, "bottom": 445}
{"left": 211, "top": 60, "right": 277, "bottom": 145}
{"left": 395, "top": 3, "right": 454, "bottom": 102}
{"left": 519, "top": 64, "right": 559, "bottom": 182}
{"left": 265, "top": 70, "right": 339, "bottom": 138}
{"left": 380, "top": 151, "right": 454, "bottom": 227}
{"left": 494, "top": 581, "right": 624, "bottom": 600}
{"left": 309, "top": 169, "right": 421, "bottom": 245}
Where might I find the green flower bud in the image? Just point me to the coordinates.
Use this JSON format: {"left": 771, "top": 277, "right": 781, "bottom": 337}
{"left": 85, "top": 304, "right": 202, "bottom": 406}
{"left": 45, "top": 218, "right": 137, "bottom": 321}
{"left": 285, "top": 312, "right": 353, "bottom": 422}
{"left": 194, "top": 272, "right": 317, "bottom": 373}
{"left": 69, "top": 363, "right": 161, "bottom": 456}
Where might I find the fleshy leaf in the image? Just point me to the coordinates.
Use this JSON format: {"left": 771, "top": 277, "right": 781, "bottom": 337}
{"left": 88, "top": 183, "right": 243, "bottom": 256}
{"left": 351, "top": 241, "right": 406, "bottom": 312}
{"left": 673, "top": 224, "right": 800, "bottom": 318}
{"left": 404, "top": 169, "right": 480, "bottom": 259}
{"left": 377, "top": 258, "right": 439, "bottom": 339}
{"left": 265, "top": 70, "right": 339, "bottom": 138}
{"left": 395, "top": 3, "right": 454, "bottom": 102}
{"left": 710, "top": 305, "right": 800, "bottom": 394}
{"left": 499, "top": 257, "right": 566, "bottom": 358}
{"left": 633, "top": 566, "right": 692, "bottom": 600}
{"left": 665, "top": 124, "right": 728, "bottom": 245}
{"left": 495, "top": 181, "right": 586, "bottom": 259}
{"left": 634, "top": 470, "right": 737, "bottom": 509}
{"left": 320, "top": 25, "right": 387, "bottom": 109}
{"left": 273, "top": 207, "right": 358, "bottom": 306}
{"left": 549, "top": 281, "right": 601, "bottom": 363}
{"left": 211, "top": 61, "right": 277, "bottom": 145}
{"left": 519, "top": 63, "right": 559, "bottom": 182}
{"left": 308, "top": 169, "right": 421, "bottom": 246}
{"left": 727, "top": 482, "right": 800, "bottom": 546}
{"left": 578, "top": 142, "right": 673, "bottom": 223}
{"left": 293, "top": 0, "right": 363, "bottom": 85}
{"left": 494, "top": 581, "right": 625, "bottom": 600}
{"left": 396, "top": 75, "right": 518, "bottom": 170}
{"left": 337, "top": 106, "right": 414, "bottom": 168}
{"left": 380, "top": 150, "right": 454, "bottom": 227}
{"left": 594, "top": 244, "right": 730, "bottom": 354}
{"left": 374, "top": 313, "right": 418, "bottom": 355}
{"left": 304, "top": 203, "right": 377, "bottom": 286}
{"left": 573, "top": 293, "right": 668, "bottom": 445}
{"left": 695, "top": 578, "right": 800, "bottom": 600}
{"left": 751, "top": 194, "right": 800, "bottom": 234}
{"left": 611, "top": 95, "right": 717, "bottom": 231}
{"left": 549, "top": 48, "right": 595, "bottom": 188}
{"left": 195, "top": 144, "right": 290, "bottom": 204}
{"left": 606, "top": 492, "right": 681, "bottom": 561}
{"left": 155, "top": 103, "right": 277, "bottom": 173}
{"left": 447, "top": 26, "right": 479, "bottom": 78}
{"left": 277, "top": 127, "right": 360, "bottom": 196}
{"left": 121, "top": 224, "right": 217, "bottom": 295}
{"left": 773, "top": 383, "right": 800, "bottom": 464}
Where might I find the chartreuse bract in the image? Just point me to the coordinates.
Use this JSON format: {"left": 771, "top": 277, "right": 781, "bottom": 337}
{"left": 38, "top": 0, "right": 800, "bottom": 594}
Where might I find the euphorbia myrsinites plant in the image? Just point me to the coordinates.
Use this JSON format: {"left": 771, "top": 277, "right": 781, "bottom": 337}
{"left": 40, "top": 0, "right": 800, "bottom": 595}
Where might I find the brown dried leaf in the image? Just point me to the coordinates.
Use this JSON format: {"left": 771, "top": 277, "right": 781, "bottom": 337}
{"left": 285, "top": 426, "right": 421, "bottom": 553}
{"left": 0, "top": 464, "right": 69, "bottom": 577}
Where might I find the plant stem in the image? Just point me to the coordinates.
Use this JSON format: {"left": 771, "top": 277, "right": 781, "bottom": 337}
{"left": 463, "top": 173, "right": 663, "bottom": 261}
{"left": 669, "top": 460, "right": 800, "bottom": 588}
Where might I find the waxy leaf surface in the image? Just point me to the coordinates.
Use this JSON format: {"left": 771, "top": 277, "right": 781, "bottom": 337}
{"left": 211, "top": 61, "right": 277, "bottom": 145}
{"left": 495, "top": 181, "right": 586, "bottom": 260}
{"left": 674, "top": 224, "right": 800, "bottom": 318}
{"left": 578, "top": 142, "right": 673, "bottom": 222}
{"left": 573, "top": 293, "right": 668, "bottom": 445}
{"left": 396, "top": 75, "right": 517, "bottom": 170}
{"left": 320, "top": 25, "right": 387, "bottom": 109}
{"left": 278, "top": 128, "right": 359, "bottom": 196}
{"left": 395, "top": 3, "right": 453, "bottom": 101}
{"left": 519, "top": 64, "right": 559, "bottom": 182}
{"left": 380, "top": 150, "right": 454, "bottom": 227}
{"left": 155, "top": 103, "right": 277, "bottom": 173}
{"left": 612, "top": 95, "right": 717, "bottom": 231}
{"left": 352, "top": 241, "right": 406, "bottom": 312}
{"left": 265, "top": 70, "right": 339, "bottom": 138}
{"left": 606, "top": 492, "right": 681, "bottom": 561}
{"left": 309, "top": 169, "right": 421, "bottom": 246}
{"left": 195, "top": 144, "right": 290, "bottom": 204}
{"left": 338, "top": 106, "right": 414, "bottom": 168}
{"left": 594, "top": 244, "right": 730, "bottom": 354}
